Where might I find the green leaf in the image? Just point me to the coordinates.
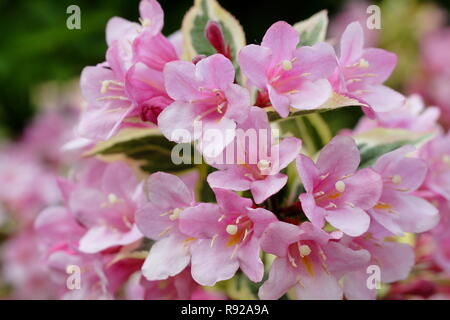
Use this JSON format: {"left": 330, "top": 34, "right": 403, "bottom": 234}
{"left": 293, "top": 10, "right": 328, "bottom": 46}
{"left": 267, "top": 92, "right": 364, "bottom": 122}
{"left": 354, "top": 128, "right": 434, "bottom": 168}
{"left": 86, "top": 128, "right": 195, "bottom": 173}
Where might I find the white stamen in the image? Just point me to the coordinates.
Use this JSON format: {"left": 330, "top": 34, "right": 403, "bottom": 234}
{"left": 443, "top": 155, "right": 450, "bottom": 163}
{"left": 282, "top": 60, "right": 293, "bottom": 71}
{"left": 358, "top": 58, "right": 369, "bottom": 68}
{"left": 141, "top": 18, "right": 151, "bottom": 27}
{"left": 299, "top": 244, "right": 311, "bottom": 257}
{"left": 257, "top": 159, "right": 271, "bottom": 172}
{"left": 169, "top": 208, "right": 183, "bottom": 221}
{"left": 226, "top": 224, "right": 238, "bottom": 235}
{"left": 108, "top": 193, "right": 118, "bottom": 204}
{"left": 392, "top": 175, "right": 402, "bottom": 185}
{"left": 335, "top": 180, "right": 346, "bottom": 193}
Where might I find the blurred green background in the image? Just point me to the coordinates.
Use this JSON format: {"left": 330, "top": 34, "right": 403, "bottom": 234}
{"left": 0, "top": 0, "right": 449, "bottom": 139}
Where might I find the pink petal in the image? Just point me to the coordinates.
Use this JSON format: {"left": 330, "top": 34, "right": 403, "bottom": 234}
{"left": 251, "top": 173, "right": 288, "bottom": 204}
{"left": 106, "top": 17, "right": 139, "bottom": 46}
{"left": 289, "top": 79, "right": 332, "bottom": 110}
{"left": 340, "top": 21, "right": 364, "bottom": 65}
{"left": 360, "top": 85, "right": 405, "bottom": 113}
{"left": 268, "top": 85, "right": 290, "bottom": 118}
{"left": 261, "top": 21, "right": 299, "bottom": 62}
{"left": 213, "top": 188, "right": 253, "bottom": 215}
{"left": 247, "top": 207, "right": 278, "bottom": 237}
{"left": 339, "top": 168, "right": 383, "bottom": 210}
{"left": 293, "top": 42, "right": 338, "bottom": 81}
{"left": 323, "top": 242, "right": 370, "bottom": 277}
{"left": 101, "top": 161, "right": 139, "bottom": 201}
{"left": 197, "top": 117, "right": 236, "bottom": 158}
{"left": 79, "top": 225, "right": 142, "bottom": 253}
{"left": 344, "top": 270, "right": 377, "bottom": 300}
{"left": 295, "top": 267, "right": 343, "bottom": 300}
{"left": 237, "top": 236, "right": 264, "bottom": 282}
{"left": 207, "top": 168, "right": 252, "bottom": 191}
{"left": 163, "top": 61, "right": 203, "bottom": 101}
{"left": 157, "top": 101, "right": 199, "bottom": 142}
{"left": 299, "top": 193, "right": 327, "bottom": 228}
{"left": 372, "top": 193, "right": 439, "bottom": 234}
{"left": 258, "top": 258, "right": 297, "bottom": 300}
{"left": 189, "top": 238, "right": 240, "bottom": 286}
{"left": 260, "top": 221, "right": 302, "bottom": 257}
{"left": 238, "top": 44, "right": 272, "bottom": 88}
{"left": 296, "top": 154, "right": 319, "bottom": 194}
{"left": 125, "top": 62, "right": 166, "bottom": 105}
{"left": 139, "top": 0, "right": 164, "bottom": 36}
{"left": 195, "top": 54, "right": 235, "bottom": 90}
{"left": 361, "top": 48, "right": 397, "bottom": 84}
{"left": 146, "top": 172, "right": 194, "bottom": 211}
{"left": 141, "top": 232, "right": 191, "bottom": 280}
{"left": 317, "top": 135, "right": 360, "bottom": 179}
{"left": 223, "top": 83, "right": 251, "bottom": 123}
{"left": 133, "top": 32, "right": 178, "bottom": 71}
{"left": 178, "top": 203, "right": 223, "bottom": 238}
{"left": 274, "top": 137, "right": 302, "bottom": 170}
{"left": 373, "top": 145, "right": 427, "bottom": 191}
{"left": 325, "top": 207, "right": 370, "bottom": 236}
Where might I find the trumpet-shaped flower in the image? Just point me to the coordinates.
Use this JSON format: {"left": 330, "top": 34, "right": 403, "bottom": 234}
{"left": 330, "top": 21, "right": 404, "bottom": 115}
{"left": 78, "top": 0, "right": 175, "bottom": 141}
{"left": 136, "top": 172, "right": 196, "bottom": 281}
{"left": 207, "top": 107, "right": 302, "bottom": 204}
{"left": 238, "top": 21, "right": 337, "bottom": 117}
{"left": 369, "top": 145, "right": 439, "bottom": 235}
{"left": 342, "top": 233, "right": 415, "bottom": 300}
{"left": 258, "top": 221, "right": 370, "bottom": 300}
{"left": 158, "top": 54, "right": 251, "bottom": 156}
{"left": 61, "top": 160, "right": 144, "bottom": 254}
{"left": 297, "top": 135, "right": 382, "bottom": 236}
{"left": 178, "top": 189, "right": 277, "bottom": 286}
{"left": 420, "top": 133, "right": 450, "bottom": 201}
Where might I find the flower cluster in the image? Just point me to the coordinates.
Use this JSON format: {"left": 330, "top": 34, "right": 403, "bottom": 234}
{"left": 1, "top": 0, "right": 450, "bottom": 300}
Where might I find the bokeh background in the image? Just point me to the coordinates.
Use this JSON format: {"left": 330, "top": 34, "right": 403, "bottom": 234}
{"left": 1, "top": 0, "right": 449, "bottom": 140}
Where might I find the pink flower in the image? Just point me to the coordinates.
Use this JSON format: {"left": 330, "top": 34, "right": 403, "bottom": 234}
{"left": 369, "top": 145, "right": 439, "bottom": 235}
{"left": 35, "top": 204, "right": 143, "bottom": 299}
{"left": 238, "top": 21, "right": 337, "bottom": 117}
{"left": 297, "top": 135, "right": 383, "bottom": 236}
{"left": 259, "top": 221, "right": 370, "bottom": 300}
{"left": 1, "top": 229, "right": 59, "bottom": 299}
{"left": 178, "top": 189, "right": 277, "bottom": 286}
{"left": 158, "top": 54, "right": 251, "bottom": 156}
{"left": 78, "top": 0, "right": 172, "bottom": 140}
{"left": 61, "top": 159, "right": 144, "bottom": 254}
{"left": 126, "top": 268, "right": 227, "bottom": 300}
{"left": 136, "top": 172, "right": 196, "bottom": 281}
{"left": 353, "top": 94, "right": 441, "bottom": 134}
{"left": 207, "top": 107, "right": 302, "bottom": 204}
{"left": 342, "top": 233, "right": 415, "bottom": 300}
{"left": 420, "top": 132, "right": 450, "bottom": 201}
{"left": 330, "top": 22, "right": 404, "bottom": 115}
